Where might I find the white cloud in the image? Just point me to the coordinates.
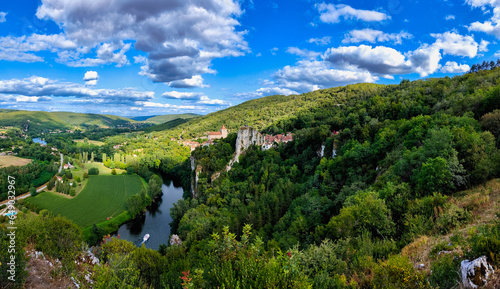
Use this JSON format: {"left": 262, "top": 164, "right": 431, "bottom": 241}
{"left": 271, "top": 47, "right": 279, "bottom": 55}
{"left": 162, "top": 90, "right": 230, "bottom": 106}
{"left": 308, "top": 36, "right": 331, "bottom": 45}
{"left": 235, "top": 59, "right": 379, "bottom": 99}
{"left": 316, "top": 3, "right": 390, "bottom": 24}
{"left": 342, "top": 29, "right": 412, "bottom": 44}
{"left": 83, "top": 71, "right": 99, "bottom": 86}
{"left": 479, "top": 39, "right": 490, "bottom": 51}
{"left": 430, "top": 31, "right": 478, "bottom": 58}
{"left": 167, "top": 75, "right": 209, "bottom": 88}
{"left": 36, "top": 0, "right": 249, "bottom": 82}
{"left": 162, "top": 91, "right": 205, "bottom": 100}
{"left": 324, "top": 44, "right": 442, "bottom": 77}
{"left": 440, "top": 61, "right": 470, "bottom": 73}
{"left": 0, "top": 12, "right": 7, "bottom": 23}
{"left": 445, "top": 14, "right": 455, "bottom": 20}
{"left": 0, "top": 76, "right": 154, "bottom": 104}
{"left": 286, "top": 47, "right": 321, "bottom": 59}
{"left": 466, "top": 0, "right": 500, "bottom": 38}
{"left": 0, "top": 33, "right": 78, "bottom": 63}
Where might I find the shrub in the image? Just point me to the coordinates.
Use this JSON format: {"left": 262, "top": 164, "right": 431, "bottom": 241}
{"left": 83, "top": 172, "right": 89, "bottom": 179}
{"left": 111, "top": 169, "right": 117, "bottom": 175}
{"left": 127, "top": 167, "right": 134, "bottom": 175}
{"left": 372, "top": 255, "right": 431, "bottom": 289}
{"left": 70, "top": 190, "right": 76, "bottom": 197}
{"left": 429, "top": 255, "right": 459, "bottom": 289}
{"left": 88, "top": 167, "right": 99, "bottom": 175}
{"left": 75, "top": 176, "right": 81, "bottom": 182}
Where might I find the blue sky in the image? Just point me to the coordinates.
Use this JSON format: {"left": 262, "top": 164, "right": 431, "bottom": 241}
{"left": 0, "top": 0, "right": 498, "bottom": 116}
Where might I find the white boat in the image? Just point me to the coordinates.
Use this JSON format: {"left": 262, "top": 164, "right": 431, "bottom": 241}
{"left": 143, "top": 234, "right": 150, "bottom": 242}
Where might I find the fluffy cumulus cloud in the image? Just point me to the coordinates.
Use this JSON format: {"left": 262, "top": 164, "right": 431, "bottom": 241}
{"left": 467, "top": 0, "right": 500, "bottom": 38}
{"left": 83, "top": 71, "right": 99, "bottom": 86}
{"left": 162, "top": 90, "right": 229, "bottom": 106}
{"left": 35, "top": 0, "right": 249, "bottom": 84}
{"left": 445, "top": 14, "right": 455, "bottom": 20}
{"left": 235, "top": 60, "right": 379, "bottom": 99}
{"left": 342, "top": 29, "right": 412, "bottom": 44}
{"left": 316, "top": 3, "right": 390, "bottom": 24}
{"left": 440, "top": 61, "right": 470, "bottom": 73}
{"left": 479, "top": 39, "right": 490, "bottom": 52}
{"left": 0, "top": 76, "right": 153, "bottom": 104}
{"left": 431, "top": 31, "right": 478, "bottom": 58}
{"left": 0, "top": 12, "right": 7, "bottom": 23}
{"left": 167, "top": 75, "right": 209, "bottom": 88}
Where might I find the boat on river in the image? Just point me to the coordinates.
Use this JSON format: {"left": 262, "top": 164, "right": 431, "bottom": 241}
{"left": 143, "top": 234, "right": 150, "bottom": 242}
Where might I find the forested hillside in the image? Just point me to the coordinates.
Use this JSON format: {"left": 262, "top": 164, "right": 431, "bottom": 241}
{"left": 0, "top": 109, "right": 138, "bottom": 133}
{"left": 5, "top": 67, "right": 500, "bottom": 288}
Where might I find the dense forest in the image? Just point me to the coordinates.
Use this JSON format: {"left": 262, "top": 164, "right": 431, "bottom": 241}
{"left": 3, "top": 66, "right": 500, "bottom": 288}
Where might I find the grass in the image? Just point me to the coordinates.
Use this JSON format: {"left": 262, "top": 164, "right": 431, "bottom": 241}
{"left": 84, "top": 162, "right": 126, "bottom": 175}
{"left": 0, "top": 155, "right": 32, "bottom": 167}
{"left": 74, "top": 139, "right": 105, "bottom": 146}
{"left": 26, "top": 174, "right": 145, "bottom": 228}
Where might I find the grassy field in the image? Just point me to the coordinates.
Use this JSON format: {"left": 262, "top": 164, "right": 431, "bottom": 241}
{"left": 26, "top": 174, "right": 145, "bottom": 227}
{"left": 74, "top": 139, "right": 105, "bottom": 146}
{"left": 84, "top": 162, "right": 126, "bottom": 175}
{"left": 0, "top": 155, "right": 32, "bottom": 167}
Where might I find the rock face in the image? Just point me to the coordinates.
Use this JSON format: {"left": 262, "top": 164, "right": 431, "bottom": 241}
{"left": 318, "top": 144, "right": 325, "bottom": 158}
{"left": 227, "top": 126, "right": 264, "bottom": 170}
{"left": 461, "top": 256, "right": 495, "bottom": 288}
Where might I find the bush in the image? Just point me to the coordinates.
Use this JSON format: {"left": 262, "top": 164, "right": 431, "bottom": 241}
{"left": 88, "top": 167, "right": 99, "bottom": 175}
{"left": 429, "top": 255, "right": 459, "bottom": 289}
{"left": 75, "top": 176, "right": 81, "bottom": 182}
{"left": 372, "top": 255, "right": 431, "bottom": 289}
{"left": 111, "top": 169, "right": 117, "bottom": 175}
{"left": 83, "top": 172, "right": 89, "bottom": 179}
{"left": 70, "top": 190, "right": 76, "bottom": 197}
{"left": 127, "top": 167, "right": 134, "bottom": 175}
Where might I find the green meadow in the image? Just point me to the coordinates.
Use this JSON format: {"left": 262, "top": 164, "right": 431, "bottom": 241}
{"left": 26, "top": 174, "right": 145, "bottom": 228}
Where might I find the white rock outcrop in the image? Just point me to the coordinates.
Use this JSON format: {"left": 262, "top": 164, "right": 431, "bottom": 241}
{"left": 227, "top": 126, "right": 264, "bottom": 171}
{"left": 170, "top": 234, "right": 182, "bottom": 246}
{"left": 461, "top": 256, "right": 494, "bottom": 288}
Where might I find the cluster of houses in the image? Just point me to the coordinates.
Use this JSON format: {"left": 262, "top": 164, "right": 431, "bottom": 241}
{"left": 262, "top": 132, "right": 294, "bottom": 150}
{"left": 177, "top": 125, "right": 297, "bottom": 152}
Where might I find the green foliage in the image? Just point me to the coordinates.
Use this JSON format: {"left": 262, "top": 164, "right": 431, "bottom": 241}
{"left": 324, "top": 192, "right": 395, "bottom": 240}
{"left": 372, "top": 255, "right": 431, "bottom": 289}
{"left": 429, "top": 255, "right": 460, "bottom": 289}
{"left": 111, "top": 168, "right": 117, "bottom": 175}
{"left": 88, "top": 167, "right": 100, "bottom": 175}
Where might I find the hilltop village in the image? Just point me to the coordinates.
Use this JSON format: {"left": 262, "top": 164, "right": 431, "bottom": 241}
{"left": 180, "top": 125, "right": 295, "bottom": 152}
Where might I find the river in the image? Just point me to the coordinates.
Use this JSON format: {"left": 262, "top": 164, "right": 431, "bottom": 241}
{"left": 113, "top": 177, "right": 184, "bottom": 250}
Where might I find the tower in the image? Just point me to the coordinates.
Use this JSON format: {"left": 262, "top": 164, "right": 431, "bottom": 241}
{"left": 220, "top": 125, "right": 228, "bottom": 138}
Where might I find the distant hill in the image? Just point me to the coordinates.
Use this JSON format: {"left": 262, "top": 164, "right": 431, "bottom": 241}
{"left": 130, "top": 115, "right": 159, "bottom": 121}
{"left": 140, "top": 113, "right": 200, "bottom": 124}
{"left": 0, "top": 109, "right": 136, "bottom": 133}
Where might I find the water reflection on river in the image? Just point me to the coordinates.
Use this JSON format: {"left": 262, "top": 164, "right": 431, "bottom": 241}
{"left": 113, "top": 178, "right": 184, "bottom": 250}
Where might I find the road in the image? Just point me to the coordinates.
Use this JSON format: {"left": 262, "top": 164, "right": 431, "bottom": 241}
{"left": 58, "top": 152, "right": 63, "bottom": 173}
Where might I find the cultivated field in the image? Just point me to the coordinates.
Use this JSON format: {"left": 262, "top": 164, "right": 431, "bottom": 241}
{"left": 0, "top": 155, "right": 32, "bottom": 167}
{"left": 26, "top": 174, "right": 145, "bottom": 227}
{"left": 74, "top": 139, "right": 105, "bottom": 146}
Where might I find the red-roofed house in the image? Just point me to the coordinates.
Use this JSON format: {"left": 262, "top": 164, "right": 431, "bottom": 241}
{"left": 207, "top": 125, "right": 228, "bottom": 140}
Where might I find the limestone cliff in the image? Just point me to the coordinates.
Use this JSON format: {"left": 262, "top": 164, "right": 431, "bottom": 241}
{"left": 227, "top": 126, "right": 264, "bottom": 171}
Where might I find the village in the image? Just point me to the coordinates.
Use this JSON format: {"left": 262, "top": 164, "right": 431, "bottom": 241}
{"left": 179, "top": 125, "right": 296, "bottom": 152}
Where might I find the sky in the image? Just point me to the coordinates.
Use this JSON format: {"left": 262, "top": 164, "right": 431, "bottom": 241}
{"left": 0, "top": 0, "right": 499, "bottom": 117}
